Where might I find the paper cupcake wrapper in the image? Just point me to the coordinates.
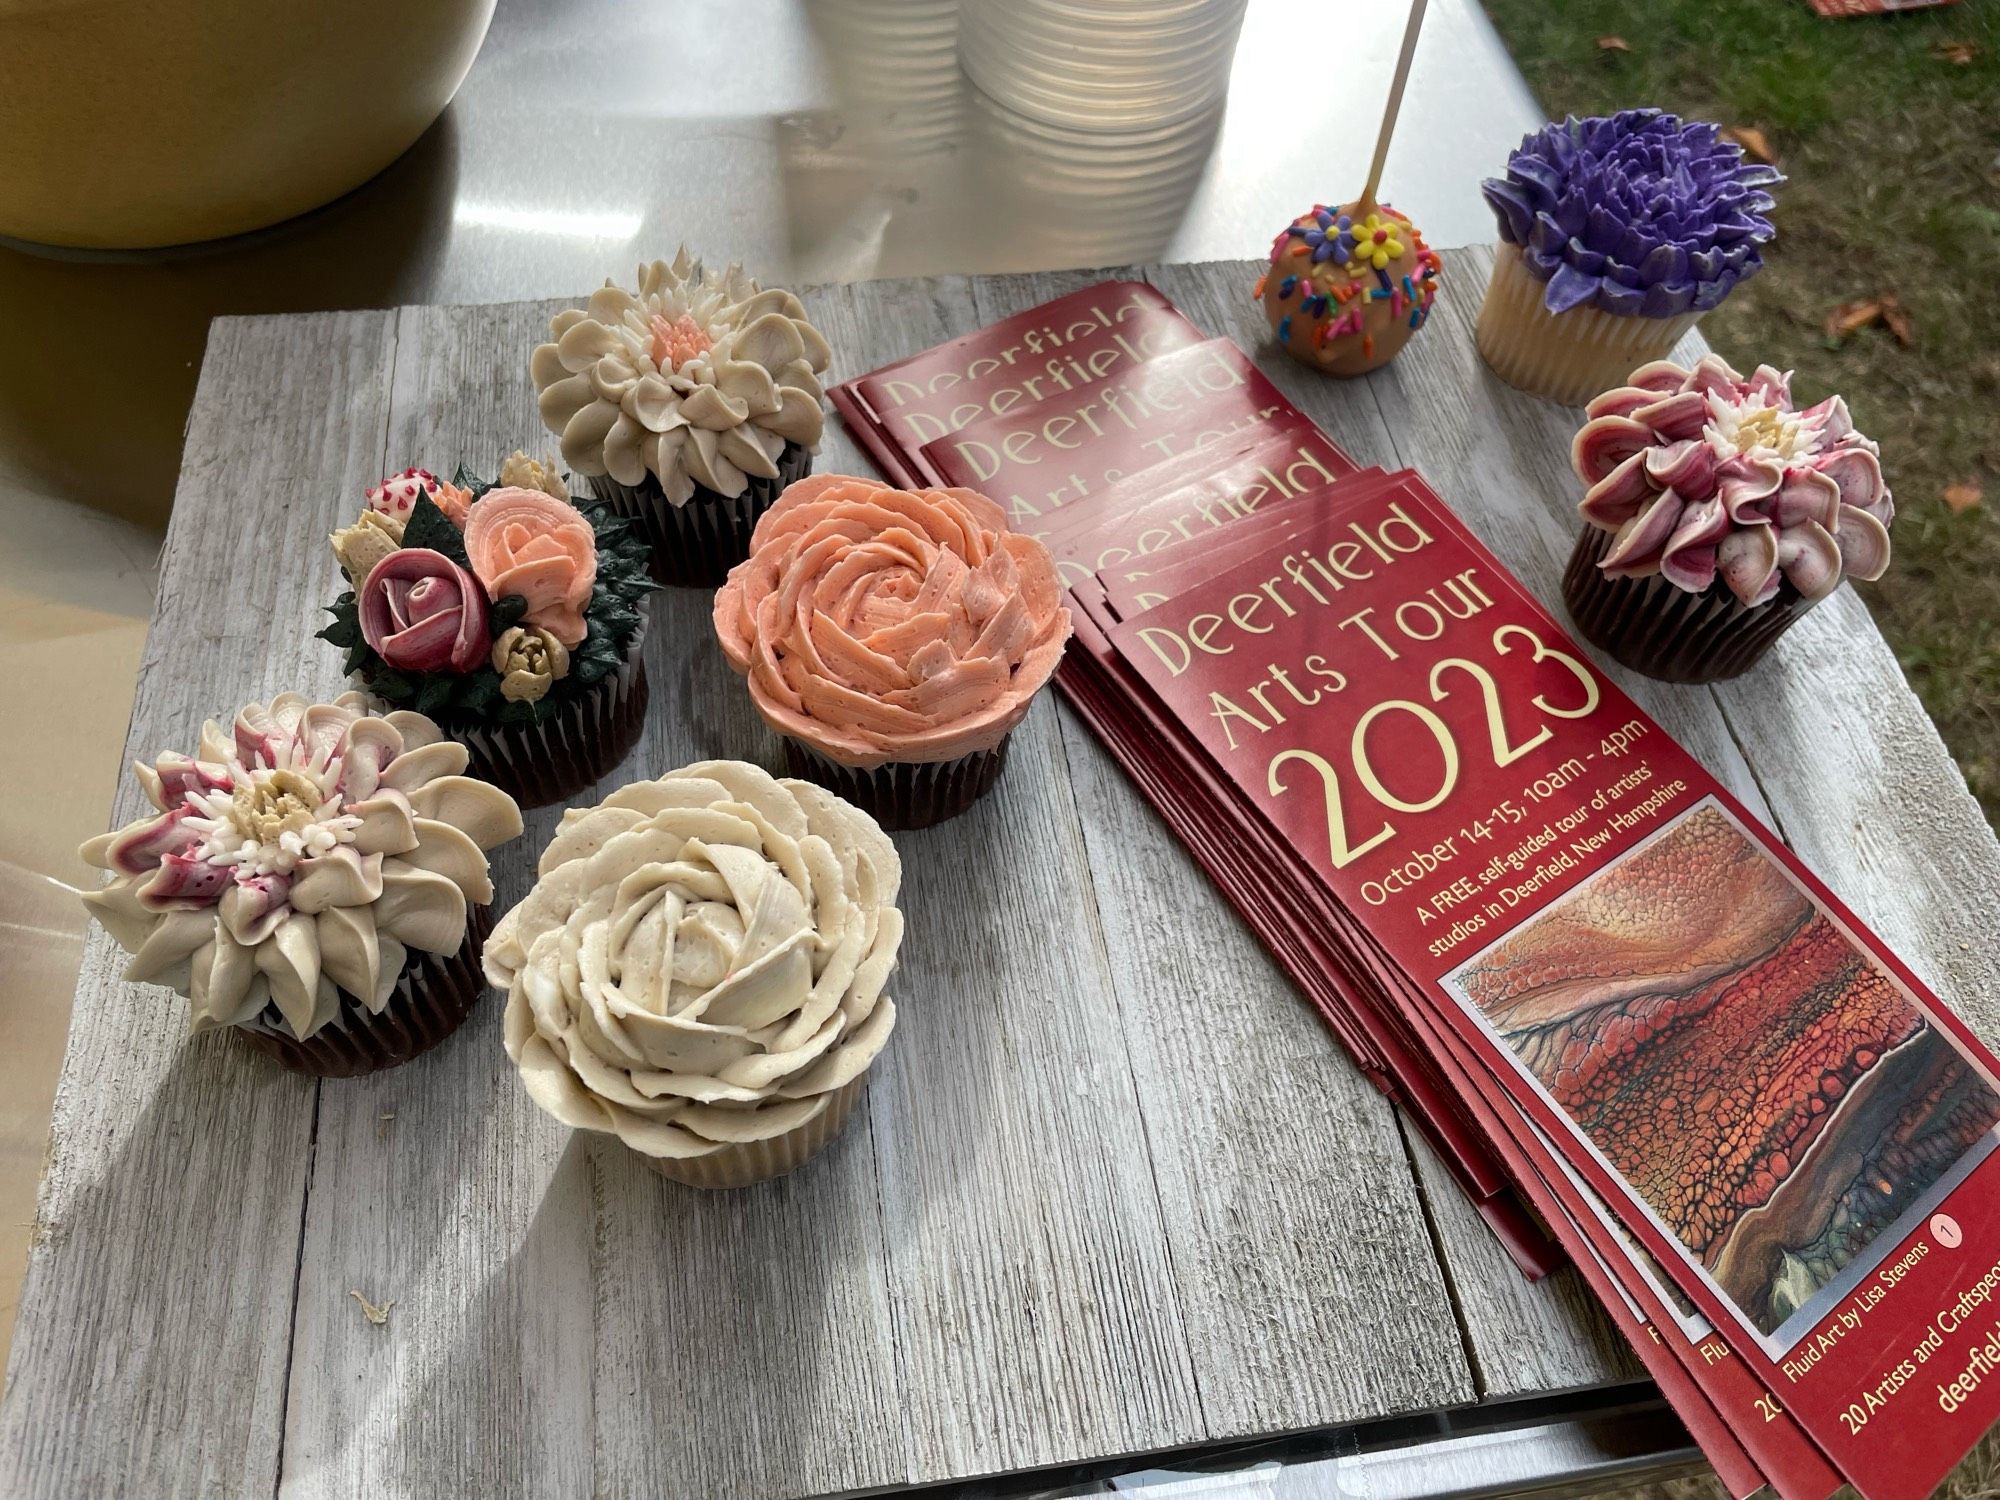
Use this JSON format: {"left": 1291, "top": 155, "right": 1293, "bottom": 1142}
{"left": 784, "top": 736, "right": 1011, "bottom": 830}
{"left": 1562, "top": 525, "right": 1813, "bottom": 684}
{"left": 1475, "top": 248, "right": 1701, "bottom": 407}
{"left": 587, "top": 442, "right": 813, "bottom": 588}
{"left": 636, "top": 1074, "right": 870, "bottom": 1189}
{"left": 369, "top": 611, "right": 651, "bottom": 813}
{"left": 233, "top": 904, "right": 492, "bottom": 1077}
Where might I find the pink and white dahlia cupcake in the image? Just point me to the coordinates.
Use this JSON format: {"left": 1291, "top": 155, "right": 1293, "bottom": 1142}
{"left": 484, "top": 761, "right": 902, "bottom": 1189}
{"left": 530, "top": 249, "right": 831, "bottom": 587}
{"left": 1564, "top": 354, "right": 1893, "bottom": 682}
{"left": 714, "top": 475, "right": 1072, "bottom": 829}
{"left": 320, "top": 455, "right": 656, "bottom": 810}
{"left": 78, "top": 692, "right": 523, "bottom": 1076}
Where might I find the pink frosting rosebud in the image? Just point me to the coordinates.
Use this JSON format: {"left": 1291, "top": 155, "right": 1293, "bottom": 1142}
{"left": 359, "top": 548, "right": 491, "bottom": 673}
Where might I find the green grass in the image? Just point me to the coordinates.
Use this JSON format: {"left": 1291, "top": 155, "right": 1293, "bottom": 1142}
{"left": 1481, "top": 0, "right": 2000, "bottom": 825}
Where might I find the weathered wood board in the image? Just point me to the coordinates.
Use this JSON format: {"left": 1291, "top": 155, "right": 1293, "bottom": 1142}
{"left": 6, "top": 252, "right": 1996, "bottom": 1497}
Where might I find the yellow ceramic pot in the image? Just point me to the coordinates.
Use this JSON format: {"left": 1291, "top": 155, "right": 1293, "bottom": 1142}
{"left": 0, "top": 0, "right": 495, "bottom": 249}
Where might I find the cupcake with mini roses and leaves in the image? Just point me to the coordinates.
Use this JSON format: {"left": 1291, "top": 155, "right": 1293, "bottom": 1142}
{"left": 319, "top": 455, "right": 655, "bottom": 810}
{"left": 1564, "top": 354, "right": 1893, "bottom": 682}
{"left": 1477, "top": 110, "right": 1782, "bottom": 405}
{"left": 530, "top": 248, "right": 832, "bottom": 588}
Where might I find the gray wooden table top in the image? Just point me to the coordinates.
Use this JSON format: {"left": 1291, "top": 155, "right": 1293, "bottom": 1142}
{"left": 6, "top": 249, "right": 1997, "bottom": 1500}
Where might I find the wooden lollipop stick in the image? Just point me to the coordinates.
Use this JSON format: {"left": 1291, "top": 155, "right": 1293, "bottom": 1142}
{"left": 1357, "top": 0, "right": 1429, "bottom": 214}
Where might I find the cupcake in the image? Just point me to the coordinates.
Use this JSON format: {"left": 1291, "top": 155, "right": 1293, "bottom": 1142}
{"left": 78, "top": 692, "right": 523, "bottom": 1076}
{"left": 1564, "top": 354, "right": 1893, "bottom": 683}
{"left": 483, "top": 761, "right": 902, "bottom": 1189}
{"left": 713, "top": 475, "right": 1072, "bottom": 829}
{"left": 319, "top": 455, "right": 656, "bottom": 811}
{"left": 530, "top": 248, "right": 832, "bottom": 587}
{"left": 1257, "top": 201, "right": 1442, "bottom": 377}
{"left": 1477, "top": 110, "right": 1782, "bottom": 405}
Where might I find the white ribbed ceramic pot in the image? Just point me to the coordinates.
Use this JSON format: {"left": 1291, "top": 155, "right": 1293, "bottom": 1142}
{"left": 0, "top": 0, "right": 494, "bottom": 249}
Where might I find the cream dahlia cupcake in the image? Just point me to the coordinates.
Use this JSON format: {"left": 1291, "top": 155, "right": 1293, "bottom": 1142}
{"left": 1477, "top": 110, "right": 1782, "bottom": 405}
{"left": 530, "top": 248, "right": 832, "bottom": 587}
{"left": 483, "top": 761, "right": 902, "bottom": 1189}
{"left": 1564, "top": 354, "right": 1893, "bottom": 682}
{"left": 79, "top": 692, "right": 523, "bottom": 1075}
{"left": 319, "top": 455, "right": 656, "bottom": 810}
{"left": 714, "top": 475, "right": 1072, "bottom": 829}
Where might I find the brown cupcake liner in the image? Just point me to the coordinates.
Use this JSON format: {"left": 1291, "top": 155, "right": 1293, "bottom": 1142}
{"left": 635, "top": 1074, "right": 870, "bottom": 1190}
{"left": 1562, "top": 525, "right": 1813, "bottom": 684}
{"left": 1475, "top": 247, "right": 1701, "bottom": 406}
{"left": 784, "top": 736, "right": 1010, "bottom": 830}
{"left": 587, "top": 442, "right": 813, "bottom": 587}
{"left": 369, "top": 611, "right": 651, "bottom": 813}
{"left": 233, "top": 904, "right": 493, "bottom": 1077}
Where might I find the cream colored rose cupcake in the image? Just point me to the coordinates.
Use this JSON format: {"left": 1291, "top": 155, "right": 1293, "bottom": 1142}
{"left": 530, "top": 248, "right": 832, "bottom": 587}
{"left": 482, "top": 761, "right": 903, "bottom": 1189}
{"left": 78, "top": 692, "right": 523, "bottom": 1075}
{"left": 713, "top": 474, "right": 1072, "bottom": 829}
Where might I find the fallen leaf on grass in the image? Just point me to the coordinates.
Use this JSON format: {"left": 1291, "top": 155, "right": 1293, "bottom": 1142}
{"left": 1933, "top": 39, "right": 1981, "bottom": 65}
{"left": 1595, "top": 35, "right": 1631, "bottom": 51}
{"left": 1824, "top": 294, "right": 1913, "bottom": 347}
{"left": 349, "top": 1290, "right": 395, "bottom": 1326}
{"left": 1722, "top": 125, "right": 1777, "bottom": 164}
{"left": 1943, "top": 483, "right": 1983, "bottom": 514}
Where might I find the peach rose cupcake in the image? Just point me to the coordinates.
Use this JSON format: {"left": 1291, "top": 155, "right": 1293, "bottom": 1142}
{"left": 320, "top": 454, "right": 657, "bottom": 809}
{"left": 714, "top": 474, "right": 1071, "bottom": 828}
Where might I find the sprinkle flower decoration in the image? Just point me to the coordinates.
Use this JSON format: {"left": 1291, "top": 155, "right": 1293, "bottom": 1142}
{"left": 1482, "top": 109, "right": 1781, "bottom": 319}
{"left": 1347, "top": 213, "right": 1405, "bottom": 274}
{"left": 1285, "top": 207, "right": 1358, "bottom": 266}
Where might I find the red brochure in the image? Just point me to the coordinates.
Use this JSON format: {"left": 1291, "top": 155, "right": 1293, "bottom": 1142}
{"left": 1106, "top": 474, "right": 2000, "bottom": 1500}
{"left": 1038, "top": 421, "right": 1362, "bottom": 588}
{"left": 828, "top": 281, "right": 1206, "bottom": 487}
{"left": 916, "top": 338, "right": 1302, "bottom": 524}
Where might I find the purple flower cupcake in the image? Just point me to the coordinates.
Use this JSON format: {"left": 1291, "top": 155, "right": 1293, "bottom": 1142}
{"left": 1476, "top": 110, "right": 1782, "bottom": 404}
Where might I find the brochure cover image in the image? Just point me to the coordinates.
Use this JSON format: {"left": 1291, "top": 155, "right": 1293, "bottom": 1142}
{"left": 1446, "top": 800, "right": 2000, "bottom": 1352}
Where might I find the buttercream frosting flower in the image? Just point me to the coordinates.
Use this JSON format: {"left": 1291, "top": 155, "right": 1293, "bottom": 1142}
{"left": 496, "top": 450, "right": 570, "bottom": 502}
{"left": 529, "top": 248, "right": 831, "bottom": 504}
{"left": 368, "top": 467, "right": 474, "bottom": 527}
{"left": 714, "top": 475, "right": 1073, "bottom": 768}
{"left": 463, "top": 487, "right": 598, "bottom": 649}
{"left": 1573, "top": 354, "right": 1893, "bottom": 604}
{"left": 1483, "top": 110, "right": 1781, "bottom": 318}
{"left": 492, "top": 625, "right": 570, "bottom": 703}
{"left": 80, "top": 692, "right": 522, "bottom": 1040}
{"left": 483, "top": 761, "right": 901, "bottom": 1168}
{"left": 360, "top": 548, "right": 491, "bottom": 672}
{"left": 330, "top": 509, "right": 405, "bottom": 584}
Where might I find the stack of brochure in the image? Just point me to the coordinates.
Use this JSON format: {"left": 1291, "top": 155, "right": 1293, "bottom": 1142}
{"left": 832, "top": 280, "right": 2000, "bottom": 1500}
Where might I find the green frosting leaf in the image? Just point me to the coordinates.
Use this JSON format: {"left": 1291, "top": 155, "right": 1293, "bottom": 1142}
{"left": 401, "top": 490, "right": 469, "bottom": 567}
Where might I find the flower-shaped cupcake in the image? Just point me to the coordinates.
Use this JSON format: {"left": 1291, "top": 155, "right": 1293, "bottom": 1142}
{"left": 1483, "top": 110, "right": 1781, "bottom": 318}
{"left": 1573, "top": 354, "right": 1893, "bottom": 603}
{"left": 714, "top": 475, "right": 1072, "bottom": 769}
{"left": 483, "top": 762, "right": 902, "bottom": 1185}
{"left": 531, "top": 248, "right": 832, "bottom": 503}
{"left": 80, "top": 692, "right": 522, "bottom": 1047}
